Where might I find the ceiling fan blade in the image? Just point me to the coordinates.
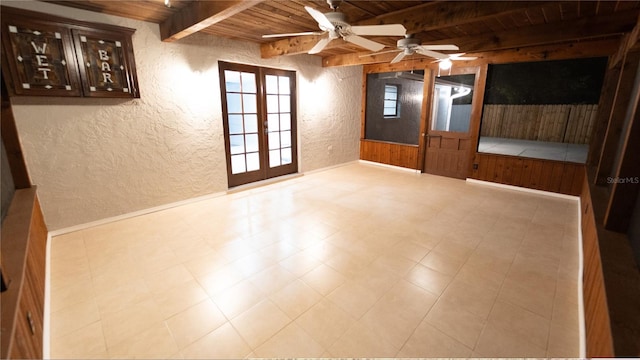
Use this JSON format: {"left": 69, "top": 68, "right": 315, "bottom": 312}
{"left": 452, "top": 56, "right": 478, "bottom": 61}
{"left": 418, "top": 44, "right": 459, "bottom": 51}
{"left": 359, "top": 49, "right": 401, "bottom": 58}
{"left": 415, "top": 48, "right": 449, "bottom": 60}
{"left": 305, "top": 6, "right": 335, "bottom": 31}
{"left": 308, "top": 36, "right": 332, "bottom": 54}
{"left": 350, "top": 24, "right": 406, "bottom": 36}
{"left": 344, "top": 34, "right": 385, "bottom": 52}
{"left": 262, "top": 31, "right": 324, "bottom": 38}
{"left": 390, "top": 52, "right": 407, "bottom": 64}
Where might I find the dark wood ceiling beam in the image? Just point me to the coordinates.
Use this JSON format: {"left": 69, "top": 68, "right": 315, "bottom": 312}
{"left": 260, "top": 35, "right": 346, "bottom": 58}
{"left": 160, "top": 0, "right": 264, "bottom": 42}
{"left": 609, "top": 13, "right": 640, "bottom": 68}
{"left": 322, "top": 38, "right": 620, "bottom": 67}
{"left": 322, "top": 10, "right": 638, "bottom": 67}
{"left": 260, "top": 1, "right": 553, "bottom": 58}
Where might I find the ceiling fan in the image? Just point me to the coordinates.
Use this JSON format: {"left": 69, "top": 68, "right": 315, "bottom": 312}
{"left": 262, "top": 0, "right": 406, "bottom": 54}
{"left": 434, "top": 53, "right": 479, "bottom": 68}
{"left": 362, "top": 35, "right": 477, "bottom": 65}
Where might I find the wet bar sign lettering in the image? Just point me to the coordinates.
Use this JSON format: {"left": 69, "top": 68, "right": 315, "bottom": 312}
{"left": 31, "top": 41, "right": 51, "bottom": 79}
{"left": 79, "top": 34, "right": 130, "bottom": 94}
{"left": 97, "top": 49, "right": 113, "bottom": 84}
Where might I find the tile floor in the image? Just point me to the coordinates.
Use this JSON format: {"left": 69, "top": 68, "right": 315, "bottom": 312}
{"left": 49, "top": 162, "right": 581, "bottom": 359}
{"left": 478, "top": 136, "right": 589, "bottom": 163}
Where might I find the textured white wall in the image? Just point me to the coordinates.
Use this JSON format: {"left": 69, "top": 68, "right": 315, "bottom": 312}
{"left": 4, "top": 1, "right": 362, "bottom": 230}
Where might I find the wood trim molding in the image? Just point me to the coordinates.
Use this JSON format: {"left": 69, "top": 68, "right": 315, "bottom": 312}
{"left": 596, "top": 50, "right": 640, "bottom": 185}
{"left": 160, "top": 0, "right": 264, "bottom": 42}
{"left": 322, "top": 38, "right": 619, "bottom": 67}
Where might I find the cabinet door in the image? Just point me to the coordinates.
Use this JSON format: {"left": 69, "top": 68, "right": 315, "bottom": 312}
{"left": 72, "top": 28, "right": 139, "bottom": 98}
{"left": 0, "top": 15, "right": 81, "bottom": 96}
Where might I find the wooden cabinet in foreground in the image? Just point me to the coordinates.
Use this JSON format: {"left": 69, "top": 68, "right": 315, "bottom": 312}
{"left": 1, "top": 6, "right": 140, "bottom": 98}
{"left": 0, "top": 188, "right": 48, "bottom": 359}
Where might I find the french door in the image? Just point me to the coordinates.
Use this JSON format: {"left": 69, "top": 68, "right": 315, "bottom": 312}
{"left": 219, "top": 62, "right": 297, "bottom": 187}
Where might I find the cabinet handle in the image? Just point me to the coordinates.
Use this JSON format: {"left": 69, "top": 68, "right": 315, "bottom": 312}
{"left": 26, "top": 311, "right": 36, "bottom": 335}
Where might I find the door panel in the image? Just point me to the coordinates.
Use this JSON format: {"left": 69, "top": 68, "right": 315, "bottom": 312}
{"left": 219, "top": 62, "right": 297, "bottom": 187}
{"left": 264, "top": 72, "right": 297, "bottom": 179}
{"left": 423, "top": 67, "right": 485, "bottom": 179}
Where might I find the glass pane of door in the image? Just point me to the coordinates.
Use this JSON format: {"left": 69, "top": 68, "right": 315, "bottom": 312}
{"left": 265, "top": 75, "right": 293, "bottom": 167}
{"left": 431, "top": 74, "right": 475, "bottom": 133}
{"left": 224, "top": 69, "right": 260, "bottom": 175}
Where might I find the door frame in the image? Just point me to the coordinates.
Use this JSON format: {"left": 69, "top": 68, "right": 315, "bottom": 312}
{"left": 420, "top": 64, "right": 487, "bottom": 178}
{"left": 218, "top": 61, "right": 298, "bottom": 188}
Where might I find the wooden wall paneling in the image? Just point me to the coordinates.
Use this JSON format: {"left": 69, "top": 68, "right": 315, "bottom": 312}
{"left": 596, "top": 50, "right": 640, "bottom": 184}
{"left": 559, "top": 164, "right": 578, "bottom": 194}
{"left": 549, "top": 162, "right": 565, "bottom": 192}
{"left": 511, "top": 157, "right": 524, "bottom": 185}
{"left": 520, "top": 158, "right": 534, "bottom": 188}
{"left": 580, "top": 171, "right": 615, "bottom": 357}
{"left": 538, "top": 161, "right": 555, "bottom": 190}
{"left": 494, "top": 156, "right": 506, "bottom": 183}
{"left": 360, "top": 140, "right": 419, "bottom": 170}
{"left": 485, "top": 154, "right": 497, "bottom": 182}
{"left": 528, "top": 160, "right": 544, "bottom": 189}
{"left": 603, "top": 71, "right": 640, "bottom": 232}
{"left": 475, "top": 154, "right": 488, "bottom": 180}
{"left": 589, "top": 57, "right": 623, "bottom": 168}
{"left": 471, "top": 153, "right": 585, "bottom": 196}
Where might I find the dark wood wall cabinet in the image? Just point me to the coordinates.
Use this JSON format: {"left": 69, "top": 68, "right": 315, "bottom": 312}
{"left": 1, "top": 6, "right": 139, "bottom": 98}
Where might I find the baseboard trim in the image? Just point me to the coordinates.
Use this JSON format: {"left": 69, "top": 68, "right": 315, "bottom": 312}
{"left": 465, "top": 178, "right": 579, "bottom": 201}
{"left": 48, "top": 191, "right": 227, "bottom": 237}
{"left": 358, "top": 160, "right": 421, "bottom": 174}
{"left": 49, "top": 161, "right": 362, "bottom": 237}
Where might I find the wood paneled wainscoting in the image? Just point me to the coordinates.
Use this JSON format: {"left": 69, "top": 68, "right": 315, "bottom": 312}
{"left": 471, "top": 152, "right": 584, "bottom": 196}
{"left": 580, "top": 169, "right": 615, "bottom": 357}
{"left": 360, "top": 139, "right": 420, "bottom": 170}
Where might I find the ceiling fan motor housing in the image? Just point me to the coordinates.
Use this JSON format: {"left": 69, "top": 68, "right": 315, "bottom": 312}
{"left": 324, "top": 12, "right": 351, "bottom": 36}
{"left": 397, "top": 37, "right": 421, "bottom": 50}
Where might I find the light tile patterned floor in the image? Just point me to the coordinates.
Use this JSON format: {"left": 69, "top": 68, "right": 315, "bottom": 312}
{"left": 49, "top": 162, "right": 581, "bottom": 359}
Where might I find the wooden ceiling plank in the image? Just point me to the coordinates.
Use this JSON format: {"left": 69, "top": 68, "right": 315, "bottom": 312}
{"left": 320, "top": 9, "right": 637, "bottom": 67}
{"left": 260, "top": 1, "right": 557, "bottom": 58}
{"left": 430, "top": 10, "right": 637, "bottom": 53}
{"left": 160, "top": 0, "right": 265, "bottom": 42}
{"left": 358, "top": 1, "right": 556, "bottom": 32}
